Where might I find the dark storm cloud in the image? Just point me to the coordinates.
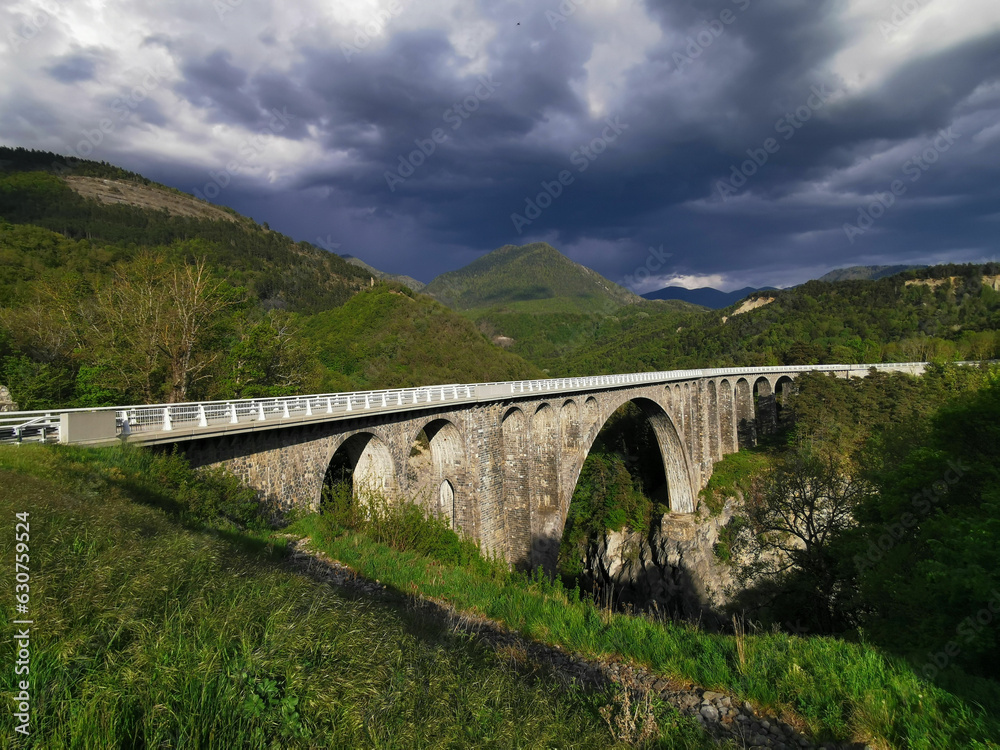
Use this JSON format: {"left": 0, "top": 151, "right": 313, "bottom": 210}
{"left": 5, "top": 0, "right": 998, "bottom": 289}
{"left": 176, "top": 49, "right": 261, "bottom": 126}
{"left": 46, "top": 51, "right": 100, "bottom": 83}
{"left": 176, "top": 2, "right": 1000, "bottom": 286}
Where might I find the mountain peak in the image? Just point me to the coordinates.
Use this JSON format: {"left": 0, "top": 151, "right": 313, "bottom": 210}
{"left": 424, "top": 242, "right": 640, "bottom": 312}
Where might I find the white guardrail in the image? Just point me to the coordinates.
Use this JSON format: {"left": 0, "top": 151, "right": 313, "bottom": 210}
{"left": 0, "top": 362, "right": 939, "bottom": 445}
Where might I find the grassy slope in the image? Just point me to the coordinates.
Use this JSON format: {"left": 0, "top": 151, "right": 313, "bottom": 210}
{"left": 0, "top": 445, "right": 704, "bottom": 749}
{"left": 291, "top": 510, "right": 1000, "bottom": 750}
{"left": 300, "top": 284, "right": 544, "bottom": 391}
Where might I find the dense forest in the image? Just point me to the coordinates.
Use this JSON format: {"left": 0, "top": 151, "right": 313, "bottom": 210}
{"left": 718, "top": 364, "right": 1000, "bottom": 682}
{"left": 552, "top": 271, "right": 1000, "bottom": 375}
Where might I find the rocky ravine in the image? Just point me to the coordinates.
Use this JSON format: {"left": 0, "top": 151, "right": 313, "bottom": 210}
{"left": 577, "top": 502, "right": 741, "bottom": 626}
{"left": 283, "top": 534, "right": 871, "bottom": 750}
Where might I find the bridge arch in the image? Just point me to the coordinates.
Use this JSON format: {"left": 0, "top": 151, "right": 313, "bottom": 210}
{"left": 567, "top": 394, "right": 695, "bottom": 517}
{"left": 706, "top": 380, "right": 720, "bottom": 461}
{"left": 718, "top": 379, "right": 737, "bottom": 453}
{"left": 775, "top": 375, "right": 796, "bottom": 424}
{"left": 322, "top": 431, "right": 397, "bottom": 504}
{"left": 407, "top": 418, "right": 466, "bottom": 529}
{"left": 530, "top": 404, "right": 561, "bottom": 568}
{"left": 753, "top": 377, "right": 776, "bottom": 435}
{"left": 735, "top": 378, "right": 754, "bottom": 448}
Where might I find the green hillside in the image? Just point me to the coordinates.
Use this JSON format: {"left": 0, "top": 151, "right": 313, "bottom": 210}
{"left": 0, "top": 147, "right": 542, "bottom": 408}
{"left": 0, "top": 147, "right": 373, "bottom": 313}
{"left": 0, "top": 444, "right": 653, "bottom": 748}
{"left": 301, "top": 284, "right": 543, "bottom": 392}
{"left": 422, "top": 242, "right": 671, "bottom": 371}
{"left": 424, "top": 242, "right": 640, "bottom": 313}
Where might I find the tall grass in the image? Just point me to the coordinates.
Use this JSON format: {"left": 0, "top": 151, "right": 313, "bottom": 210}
{"left": 0, "top": 445, "right": 714, "bottom": 748}
{"left": 293, "top": 494, "right": 1000, "bottom": 749}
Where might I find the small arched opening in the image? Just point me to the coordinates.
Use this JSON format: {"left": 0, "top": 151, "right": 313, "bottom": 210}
{"left": 440, "top": 479, "right": 455, "bottom": 523}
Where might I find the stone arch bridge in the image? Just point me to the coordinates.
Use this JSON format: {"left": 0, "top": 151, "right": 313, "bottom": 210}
{"left": 2, "top": 363, "right": 928, "bottom": 567}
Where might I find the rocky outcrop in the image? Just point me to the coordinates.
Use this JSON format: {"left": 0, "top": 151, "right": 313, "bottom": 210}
{"left": 0, "top": 385, "right": 17, "bottom": 412}
{"left": 580, "top": 501, "right": 739, "bottom": 625}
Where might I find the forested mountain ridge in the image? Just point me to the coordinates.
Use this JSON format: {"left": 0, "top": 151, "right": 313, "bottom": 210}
{"left": 0, "top": 146, "right": 375, "bottom": 313}
{"left": 815, "top": 263, "right": 926, "bottom": 282}
{"left": 417, "top": 237, "right": 999, "bottom": 375}
{"left": 340, "top": 254, "right": 426, "bottom": 292}
{"left": 552, "top": 266, "right": 1000, "bottom": 376}
{"left": 0, "top": 147, "right": 541, "bottom": 408}
{"left": 424, "top": 242, "right": 641, "bottom": 312}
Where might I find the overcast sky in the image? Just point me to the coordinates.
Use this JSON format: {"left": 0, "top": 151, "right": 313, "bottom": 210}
{"left": 2, "top": 0, "right": 999, "bottom": 291}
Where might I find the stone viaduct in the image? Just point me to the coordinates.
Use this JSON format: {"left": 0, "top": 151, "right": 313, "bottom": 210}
{"left": 149, "top": 364, "right": 926, "bottom": 568}
{"left": 5, "top": 363, "right": 928, "bottom": 568}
